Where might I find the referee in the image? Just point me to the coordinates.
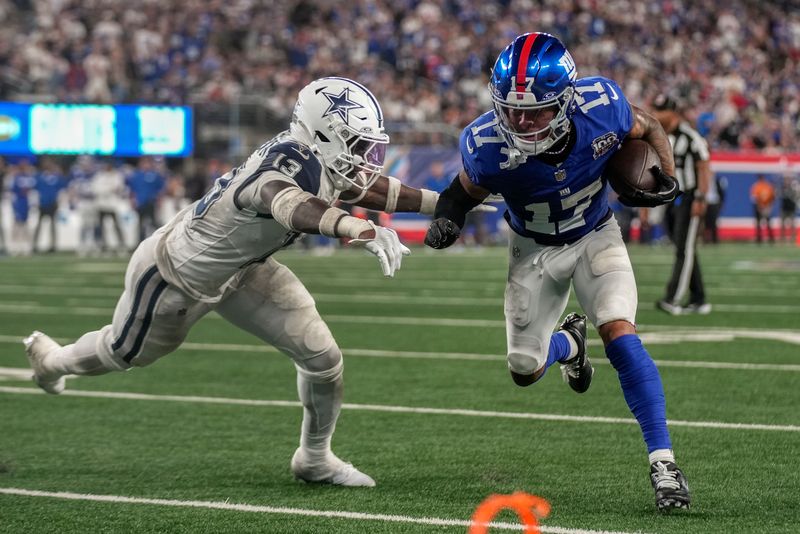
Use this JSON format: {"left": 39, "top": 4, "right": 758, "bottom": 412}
{"left": 651, "top": 94, "right": 712, "bottom": 315}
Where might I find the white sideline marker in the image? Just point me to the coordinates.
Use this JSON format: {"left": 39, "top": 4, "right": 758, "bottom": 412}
{"left": 0, "top": 487, "right": 644, "bottom": 534}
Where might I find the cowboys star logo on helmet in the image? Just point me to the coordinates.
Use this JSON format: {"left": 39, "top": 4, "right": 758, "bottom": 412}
{"left": 321, "top": 88, "right": 365, "bottom": 125}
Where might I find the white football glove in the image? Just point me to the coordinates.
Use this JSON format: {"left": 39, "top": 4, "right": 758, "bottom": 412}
{"left": 349, "top": 222, "right": 411, "bottom": 277}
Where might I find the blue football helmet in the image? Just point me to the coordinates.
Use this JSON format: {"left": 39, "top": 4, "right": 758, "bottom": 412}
{"left": 488, "top": 32, "right": 577, "bottom": 155}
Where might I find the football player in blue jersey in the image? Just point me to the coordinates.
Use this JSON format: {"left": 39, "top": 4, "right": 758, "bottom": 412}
{"left": 425, "top": 33, "right": 689, "bottom": 511}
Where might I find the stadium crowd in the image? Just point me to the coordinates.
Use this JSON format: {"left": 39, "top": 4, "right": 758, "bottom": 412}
{"left": 0, "top": 0, "right": 798, "bottom": 151}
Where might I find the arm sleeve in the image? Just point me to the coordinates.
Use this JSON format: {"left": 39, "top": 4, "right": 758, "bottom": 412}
{"left": 433, "top": 174, "right": 482, "bottom": 227}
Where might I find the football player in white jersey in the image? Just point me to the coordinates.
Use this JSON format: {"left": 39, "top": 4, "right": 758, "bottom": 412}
{"left": 23, "top": 77, "right": 444, "bottom": 488}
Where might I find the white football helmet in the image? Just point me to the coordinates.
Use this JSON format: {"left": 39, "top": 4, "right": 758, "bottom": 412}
{"left": 290, "top": 77, "right": 389, "bottom": 194}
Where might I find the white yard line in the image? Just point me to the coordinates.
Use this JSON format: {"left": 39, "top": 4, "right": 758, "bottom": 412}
{"left": 0, "top": 281, "right": 799, "bottom": 299}
{"left": 0, "top": 487, "right": 641, "bottom": 534}
{"left": 2, "top": 335, "right": 800, "bottom": 371}
{"left": 2, "top": 299, "right": 800, "bottom": 322}
{"left": 1, "top": 386, "right": 797, "bottom": 432}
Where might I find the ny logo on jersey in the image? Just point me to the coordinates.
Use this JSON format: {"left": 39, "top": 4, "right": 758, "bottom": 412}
{"left": 591, "top": 132, "right": 618, "bottom": 159}
{"left": 322, "top": 88, "right": 364, "bottom": 125}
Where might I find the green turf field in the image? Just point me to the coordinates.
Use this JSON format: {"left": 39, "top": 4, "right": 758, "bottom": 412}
{"left": 1, "top": 242, "right": 799, "bottom": 533}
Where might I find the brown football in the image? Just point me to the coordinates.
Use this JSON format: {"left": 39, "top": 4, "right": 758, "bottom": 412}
{"left": 605, "top": 139, "right": 661, "bottom": 197}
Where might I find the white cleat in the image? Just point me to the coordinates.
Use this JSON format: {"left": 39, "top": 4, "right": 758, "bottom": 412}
{"left": 23, "top": 331, "right": 65, "bottom": 395}
{"left": 291, "top": 448, "right": 376, "bottom": 487}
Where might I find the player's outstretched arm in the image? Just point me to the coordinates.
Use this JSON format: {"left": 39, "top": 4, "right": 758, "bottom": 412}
{"left": 260, "top": 180, "right": 409, "bottom": 276}
{"left": 425, "top": 171, "right": 490, "bottom": 249}
{"left": 341, "top": 175, "right": 497, "bottom": 216}
{"left": 339, "top": 175, "right": 439, "bottom": 215}
{"left": 628, "top": 104, "right": 675, "bottom": 177}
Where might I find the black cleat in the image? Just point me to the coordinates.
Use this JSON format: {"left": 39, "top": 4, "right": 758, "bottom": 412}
{"left": 650, "top": 461, "right": 691, "bottom": 512}
{"left": 558, "top": 313, "right": 593, "bottom": 393}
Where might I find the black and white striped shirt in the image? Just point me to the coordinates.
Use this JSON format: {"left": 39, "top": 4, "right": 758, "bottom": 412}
{"left": 668, "top": 121, "right": 710, "bottom": 193}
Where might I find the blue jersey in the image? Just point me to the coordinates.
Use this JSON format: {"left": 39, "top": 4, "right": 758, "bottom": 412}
{"left": 127, "top": 169, "right": 166, "bottom": 206}
{"left": 461, "top": 76, "right": 633, "bottom": 245}
{"left": 11, "top": 173, "right": 36, "bottom": 221}
{"left": 36, "top": 171, "right": 67, "bottom": 208}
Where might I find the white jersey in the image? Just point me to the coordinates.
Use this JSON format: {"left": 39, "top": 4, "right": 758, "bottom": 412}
{"left": 155, "top": 131, "right": 338, "bottom": 301}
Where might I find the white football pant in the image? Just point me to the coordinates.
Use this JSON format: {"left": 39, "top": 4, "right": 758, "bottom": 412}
{"left": 49, "top": 234, "right": 343, "bottom": 457}
{"left": 505, "top": 215, "right": 638, "bottom": 375}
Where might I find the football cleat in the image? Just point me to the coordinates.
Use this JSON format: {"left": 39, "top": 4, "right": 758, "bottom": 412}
{"left": 683, "top": 302, "right": 712, "bottom": 315}
{"left": 655, "top": 299, "right": 682, "bottom": 316}
{"left": 650, "top": 460, "right": 691, "bottom": 511}
{"left": 23, "top": 331, "right": 65, "bottom": 395}
{"left": 291, "top": 448, "right": 376, "bottom": 487}
{"left": 558, "top": 313, "right": 593, "bottom": 394}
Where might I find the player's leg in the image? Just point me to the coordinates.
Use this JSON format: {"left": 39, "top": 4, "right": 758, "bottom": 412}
{"left": 31, "top": 210, "right": 43, "bottom": 253}
{"left": 658, "top": 201, "right": 691, "bottom": 312}
{"left": 216, "top": 259, "right": 373, "bottom": 487}
{"left": 49, "top": 209, "right": 57, "bottom": 253}
{"left": 504, "top": 232, "right": 581, "bottom": 387}
{"left": 573, "top": 220, "right": 690, "bottom": 510}
{"left": 24, "top": 236, "right": 208, "bottom": 393}
{"left": 110, "top": 212, "right": 126, "bottom": 251}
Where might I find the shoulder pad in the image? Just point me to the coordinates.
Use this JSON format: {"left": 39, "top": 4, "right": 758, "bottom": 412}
{"left": 262, "top": 141, "right": 323, "bottom": 194}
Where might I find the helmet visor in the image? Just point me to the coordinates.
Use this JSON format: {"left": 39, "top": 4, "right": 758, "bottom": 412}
{"left": 349, "top": 137, "right": 387, "bottom": 169}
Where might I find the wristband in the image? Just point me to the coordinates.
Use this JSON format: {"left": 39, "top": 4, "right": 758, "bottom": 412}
{"left": 419, "top": 189, "right": 439, "bottom": 216}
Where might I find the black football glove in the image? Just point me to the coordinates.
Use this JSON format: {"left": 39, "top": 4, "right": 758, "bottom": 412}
{"left": 425, "top": 218, "right": 461, "bottom": 249}
{"left": 618, "top": 166, "right": 682, "bottom": 208}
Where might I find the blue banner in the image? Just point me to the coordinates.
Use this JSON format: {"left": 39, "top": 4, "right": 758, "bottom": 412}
{"left": 0, "top": 102, "right": 193, "bottom": 157}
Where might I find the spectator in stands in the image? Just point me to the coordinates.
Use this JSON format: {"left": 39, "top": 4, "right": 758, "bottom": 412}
{"left": 750, "top": 174, "right": 776, "bottom": 244}
{"left": 127, "top": 157, "right": 166, "bottom": 245}
{"left": 423, "top": 161, "right": 451, "bottom": 194}
{"left": 0, "top": 0, "right": 796, "bottom": 151}
{"left": 32, "top": 158, "right": 67, "bottom": 253}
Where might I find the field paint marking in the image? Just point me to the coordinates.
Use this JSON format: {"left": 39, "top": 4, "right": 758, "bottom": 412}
{"left": 4, "top": 300, "right": 800, "bottom": 326}
{"left": 1, "top": 386, "right": 797, "bottom": 433}
{"left": 0, "top": 367, "right": 79, "bottom": 383}
{"left": 0, "top": 488, "right": 640, "bottom": 534}
{"left": 2, "top": 281, "right": 800, "bottom": 303}
{"left": 2, "top": 335, "right": 800, "bottom": 371}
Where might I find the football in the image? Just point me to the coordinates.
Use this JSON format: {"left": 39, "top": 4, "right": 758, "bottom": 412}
{"left": 605, "top": 139, "right": 661, "bottom": 197}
